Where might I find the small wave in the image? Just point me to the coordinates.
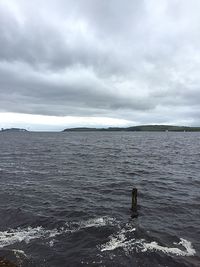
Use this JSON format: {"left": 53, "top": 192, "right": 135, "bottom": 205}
{"left": 100, "top": 224, "right": 136, "bottom": 252}
{"left": 59, "top": 216, "right": 117, "bottom": 236}
{"left": 68, "top": 216, "right": 116, "bottom": 232}
{"left": 141, "top": 238, "right": 196, "bottom": 256}
{"left": 100, "top": 225, "right": 196, "bottom": 257}
{"left": 12, "top": 249, "right": 27, "bottom": 258}
{"left": 0, "top": 216, "right": 116, "bottom": 248}
{"left": 0, "top": 226, "right": 60, "bottom": 248}
{"left": 101, "top": 232, "right": 127, "bottom": 252}
{"left": 13, "top": 249, "right": 28, "bottom": 267}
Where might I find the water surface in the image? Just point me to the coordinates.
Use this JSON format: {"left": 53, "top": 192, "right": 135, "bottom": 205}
{"left": 0, "top": 132, "right": 199, "bottom": 266}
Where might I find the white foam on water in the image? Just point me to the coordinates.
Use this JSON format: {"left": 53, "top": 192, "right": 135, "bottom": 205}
{"left": 142, "top": 238, "right": 196, "bottom": 256}
{"left": 141, "top": 238, "right": 196, "bottom": 256}
{"left": 179, "top": 238, "right": 196, "bottom": 256}
{"left": 101, "top": 232, "right": 127, "bottom": 251}
{"left": 13, "top": 249, "right": 28, "bottom": 267}
{"left": 100, "top": 225, "right": 136, "bottom": 252}
{"left": 100, "top": 227, "right": 196, "bottom": 257}
{"left": 13, "top": 249, "right": 27, "bottom": 258}
{"left": 78, "top": 216, "right": 116, "bottom": 229}
{"left": 66, "top": 216, "right": 117, "bottom": 233}
{"left": 0, "top": 216, "right": 117, "bottom": 248}
{"left": 0, "top": 226, "right": 60, "bottom": 248}
{"left": 48, "top": 239, "right": 56, "bottom": 247}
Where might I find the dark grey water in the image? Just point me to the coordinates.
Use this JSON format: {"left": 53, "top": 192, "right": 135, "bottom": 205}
{"left": 0, "top": 132, "right": 199, "bottom": 267}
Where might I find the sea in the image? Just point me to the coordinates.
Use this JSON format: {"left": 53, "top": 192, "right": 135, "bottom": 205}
{"left": 0, "top": 131, "right": 199, "bottom": 267}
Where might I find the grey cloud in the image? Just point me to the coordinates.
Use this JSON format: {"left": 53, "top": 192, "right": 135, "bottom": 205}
{"left": 0, "top": 61, "right": 153, "bottom": 115}
{"left": 0, "top": 0, "right": 200, "bottom": 126}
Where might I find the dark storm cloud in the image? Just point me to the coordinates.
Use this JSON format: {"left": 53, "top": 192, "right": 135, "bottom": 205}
{"left": 0, "top": 61, "right": 153, "bottom": 115}
{"left": 0, "top": 0, "right": 200, "bottom": 125}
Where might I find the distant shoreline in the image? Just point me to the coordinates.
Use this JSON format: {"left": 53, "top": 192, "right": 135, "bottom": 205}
{"left": 63, "top": 125, "right": 200, "bottom": 132}
{"left": 1, "top": 125, "right": 200, "bottom": 133}
{"left": 0, "top": 128, "right": 28, "bottom": 132}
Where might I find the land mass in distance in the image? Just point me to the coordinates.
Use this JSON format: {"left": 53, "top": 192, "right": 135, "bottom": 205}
{"left": 0, "top": 128, "right": 28, "bottom": 132}
{"left": 63, "top": 125, "right": 200, "bottom": 132}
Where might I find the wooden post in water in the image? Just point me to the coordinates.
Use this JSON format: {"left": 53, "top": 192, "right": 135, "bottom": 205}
{"left": 131, "top": 188, "right": 137, "bottom": 211}
{"left": 131, "top": 188, "right": 138, "bottom": 217}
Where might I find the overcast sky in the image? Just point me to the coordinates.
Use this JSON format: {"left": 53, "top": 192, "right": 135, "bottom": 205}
{"left": 0, "top": 0, "right": 200, "bottom": 130}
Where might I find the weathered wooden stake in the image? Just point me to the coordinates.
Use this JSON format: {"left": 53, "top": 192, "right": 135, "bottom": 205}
{"left": 131, "top": 188, "right": 138, "bottom": 218}
{"left": 131, "top": 188, "right": 137, "bottom": 210}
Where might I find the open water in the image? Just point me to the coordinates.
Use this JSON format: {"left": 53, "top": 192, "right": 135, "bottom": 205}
{"left": 0, "top": 132, "right": 199, "bottom": 267}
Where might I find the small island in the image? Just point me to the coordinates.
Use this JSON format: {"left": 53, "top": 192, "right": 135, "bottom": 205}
{"left": 63, "top": 125, "right": 200, "bottom": 132}
{"left": 0, "top": 128, "right": 28, "bottom": 132}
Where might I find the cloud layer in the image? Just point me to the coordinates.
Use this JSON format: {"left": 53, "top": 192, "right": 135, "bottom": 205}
{"left": 0, "top": 0, "right": 200, "bottom": 128}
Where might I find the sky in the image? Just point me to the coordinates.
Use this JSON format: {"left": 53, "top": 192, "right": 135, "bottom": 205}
{"left": 0, "top": 0, "right": 200, "bottom": 131}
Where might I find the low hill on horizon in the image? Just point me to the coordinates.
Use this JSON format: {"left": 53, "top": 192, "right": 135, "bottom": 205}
{"left": 0, "top": 128, "right": 28, "bottom": 132}
{"left": 63, "top": 125, "right": 200, "bottom": 132}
